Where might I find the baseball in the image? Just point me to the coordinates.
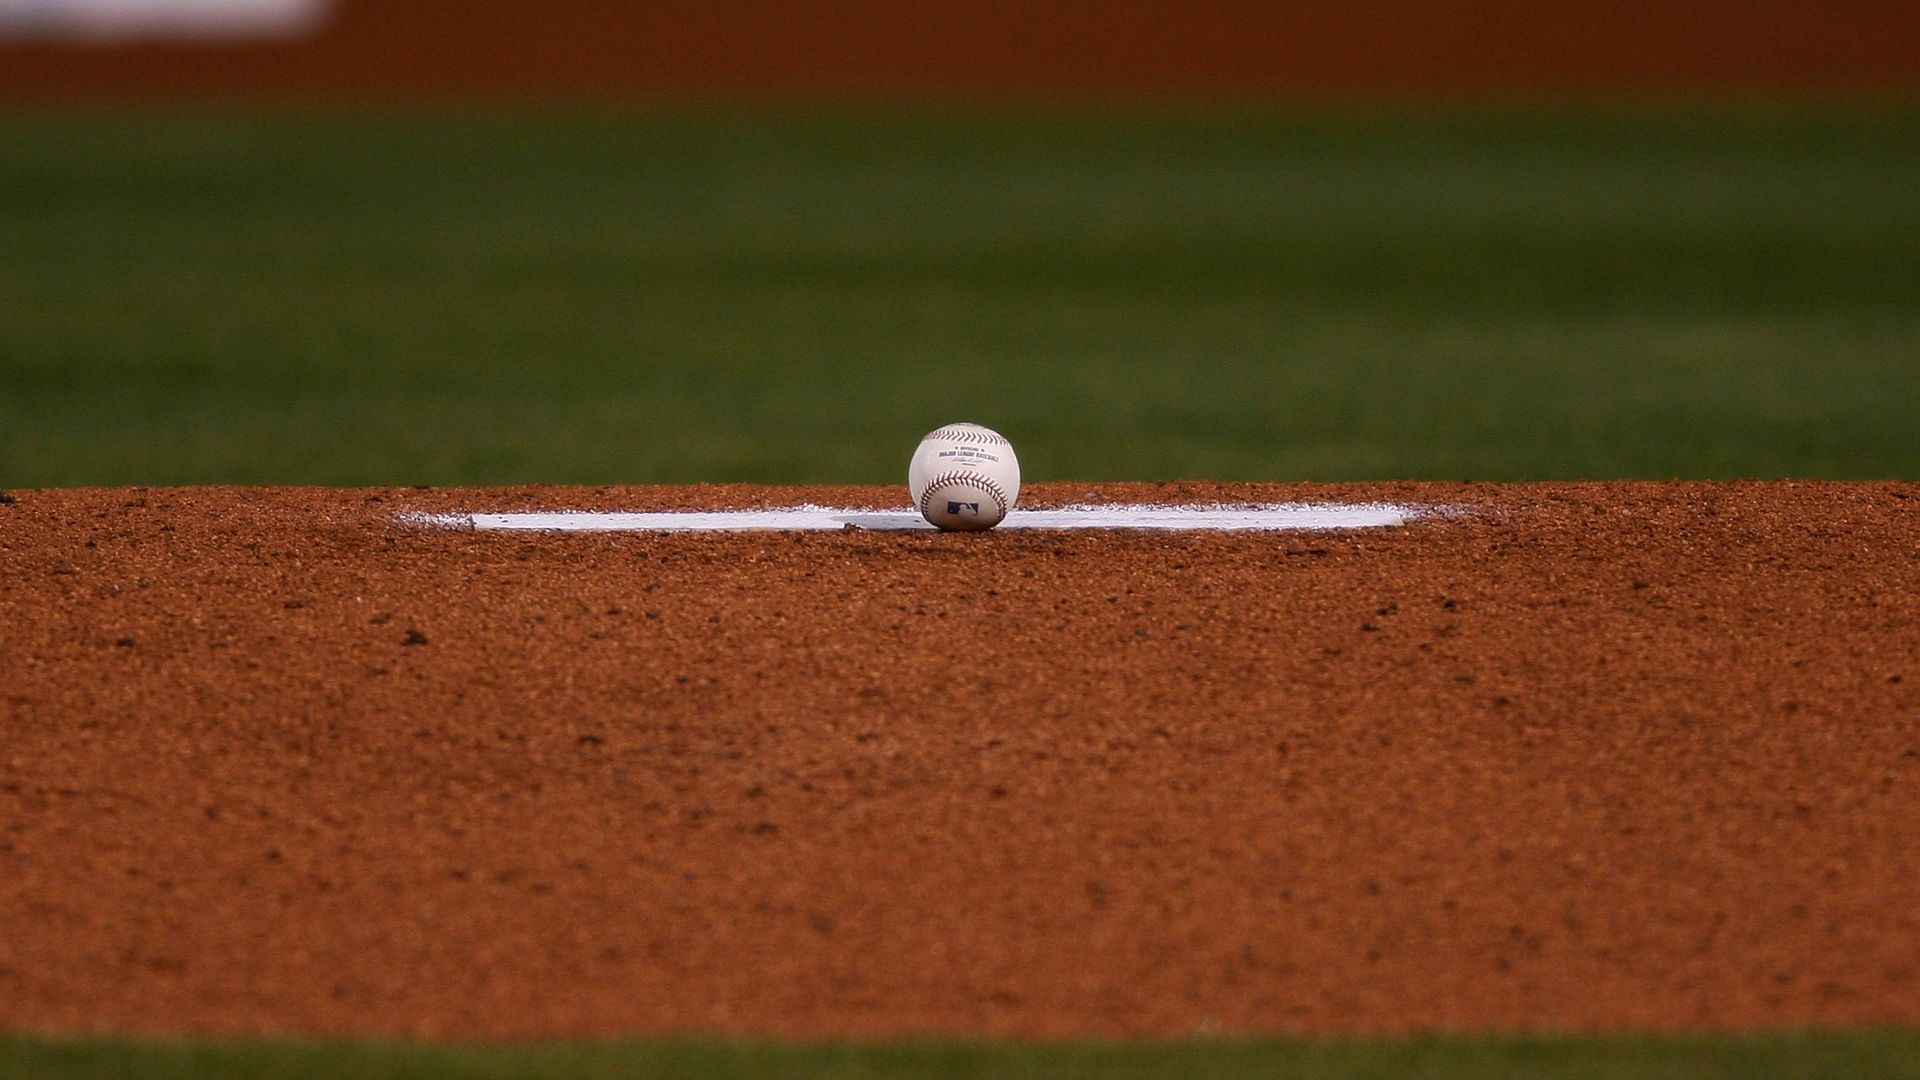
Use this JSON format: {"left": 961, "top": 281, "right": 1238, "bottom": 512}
{"left": 907, "top": 423, "right": 1022, "bottom": 531}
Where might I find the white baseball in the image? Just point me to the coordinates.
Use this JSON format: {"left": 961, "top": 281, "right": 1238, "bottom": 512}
{"left": 907, "top": 423, "right": 1021, "bottom": 531}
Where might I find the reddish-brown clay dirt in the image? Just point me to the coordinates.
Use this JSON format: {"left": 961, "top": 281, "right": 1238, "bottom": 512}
{"left": 3, "top": 1, "right": 1918, "bottom": 101}
{"left": 2, "top": 481, "right": 1918, "bottom": 1040}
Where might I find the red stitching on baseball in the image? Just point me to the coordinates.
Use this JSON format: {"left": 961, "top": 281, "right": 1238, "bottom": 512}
{"left": 925, "top": 427, "right": 1010, "bottom": 447}
{"left": 917, "top": 470, "right": 1010, "bottom": 517}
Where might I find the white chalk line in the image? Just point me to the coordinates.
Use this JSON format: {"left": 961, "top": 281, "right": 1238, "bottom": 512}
{"left": 406, "top": 503, "right": 1422, "bottom": 533}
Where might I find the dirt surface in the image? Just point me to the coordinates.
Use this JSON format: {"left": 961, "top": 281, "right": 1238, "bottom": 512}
{"left": 1, "top": 481, "right": 1918, "bottom": 1040}
{"left": 4, "top": 1, "right": 1918, "bottom": 101}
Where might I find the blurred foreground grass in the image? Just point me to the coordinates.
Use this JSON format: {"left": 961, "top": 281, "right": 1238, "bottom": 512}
{"left": 1, "top": 106, "right": 1916, "bottom": 486}
{"left": 7, "top": 1030, "right": 1920, "bottom": 1080}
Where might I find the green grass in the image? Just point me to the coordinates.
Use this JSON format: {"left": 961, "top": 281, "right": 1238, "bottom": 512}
{"left": 6, "top": 1030, "right": 1920, "bottom": 1080}
{"left": 2, "top": 105, "right": 1917, "bottom": 487}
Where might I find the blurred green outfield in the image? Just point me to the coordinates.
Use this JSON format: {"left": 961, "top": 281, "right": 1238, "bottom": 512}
{"left": 2, "top": 106, "right": 1917, "bottom": 487}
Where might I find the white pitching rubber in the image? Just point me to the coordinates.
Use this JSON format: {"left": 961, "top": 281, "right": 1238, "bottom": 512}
{"left": 406, "top": 503, "right": 1422, "bottom": 533}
